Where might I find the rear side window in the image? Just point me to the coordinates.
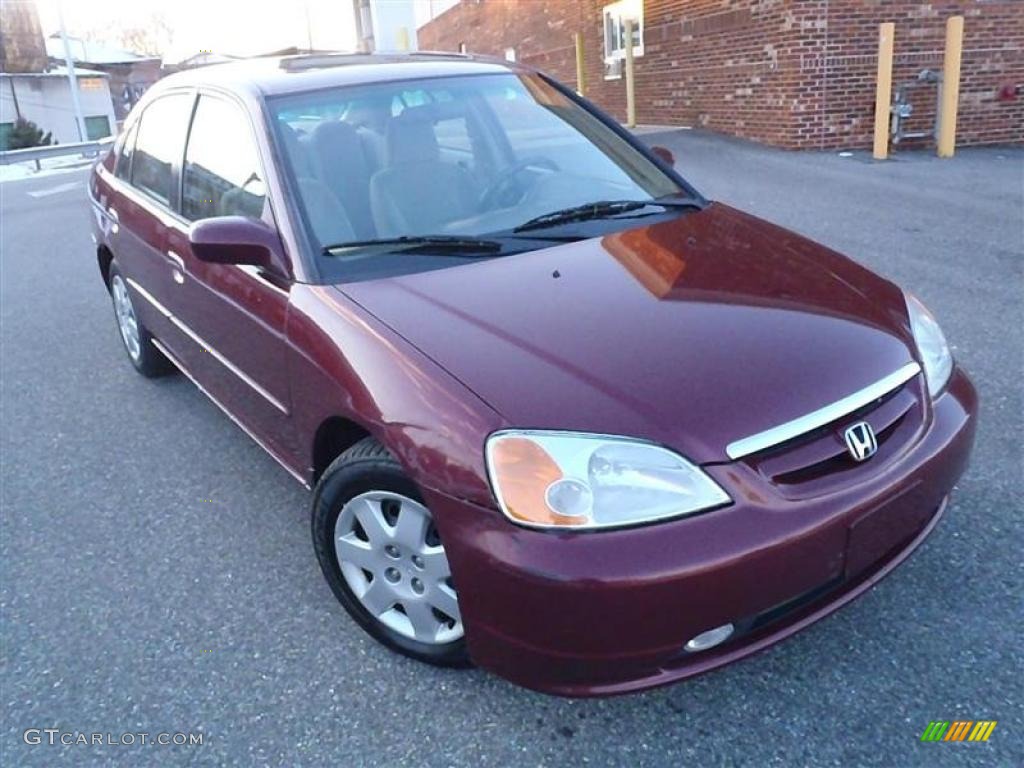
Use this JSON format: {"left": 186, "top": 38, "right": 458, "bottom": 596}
{"left": 130, "top": 93, "right": 193, "bottom": 206}
{"left": 182, "top": 95, "right": 266, "bottom": 221}
{"left": 114, "top": 122, "right": 138, "bottom": 181}
{"left": 435, "top": 116, "right": 471, "bottom": 154}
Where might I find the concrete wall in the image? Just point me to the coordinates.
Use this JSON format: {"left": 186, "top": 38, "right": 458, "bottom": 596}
{"left": 419, "top": 0, "right": 1024, "bottom": 149}
{"left": 1, "top": 74, "right": 117, "bottom": 145}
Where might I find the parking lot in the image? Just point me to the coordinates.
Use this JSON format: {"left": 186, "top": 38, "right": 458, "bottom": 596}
{"left": 2, "top": 131, "right": 1022, "bottom": 766}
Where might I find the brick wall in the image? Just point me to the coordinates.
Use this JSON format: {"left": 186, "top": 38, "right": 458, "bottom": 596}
{"left": 418, "top": 0, "right": 1023, "bottom": 149}
{"left": 0, "top": 0, "right": 48, "bottom": 74}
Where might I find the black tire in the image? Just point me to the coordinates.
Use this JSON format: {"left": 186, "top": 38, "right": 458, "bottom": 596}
{"left": 312, "top": 437, "right": 470, "bottom": 667}
{"left": 108, "top": 262, "right": 173, "bottom": 378}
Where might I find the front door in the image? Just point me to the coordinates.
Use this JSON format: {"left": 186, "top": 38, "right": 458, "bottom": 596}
{"left": 162, "top": 93, "right": 295, "bottom": 464}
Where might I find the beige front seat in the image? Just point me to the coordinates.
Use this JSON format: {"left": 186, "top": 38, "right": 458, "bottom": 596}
{"left": 297, "top": 177, "right": 356, "bottom": 246}
{"left": 369, "top": 109, "right": 479, "bottom": 238}
{"left": 278, "top": 123, "right": 356, "bottom": 245}
{"left": 310, "top": 120, "right": 376, "bottom": 239}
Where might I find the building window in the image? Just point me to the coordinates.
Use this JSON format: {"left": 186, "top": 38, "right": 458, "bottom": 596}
{"left": 0, "top": 122, "right": 13, "bottom": 151}
{"left": 458, "top": 42, "right": 467, "bottom": 54}
{"left": 85, "top": 115, "right": 111, "bottom": 140}
{"left": 603, "top": 0, "right": 643, "bottom": 80}
{"left": 504, "top": 47, "right": 516, "bottom": 62}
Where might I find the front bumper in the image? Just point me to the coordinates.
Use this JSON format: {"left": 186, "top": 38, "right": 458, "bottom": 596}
{"left": 424, "top": 368, "right": 977, "bottom": 696}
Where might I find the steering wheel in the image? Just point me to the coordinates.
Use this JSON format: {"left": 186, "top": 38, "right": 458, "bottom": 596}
{"left": 478, "top": 156, "right": 560, "bottom": 211}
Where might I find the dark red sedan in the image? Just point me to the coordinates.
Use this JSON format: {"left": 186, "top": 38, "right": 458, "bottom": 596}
{"left": 88, "top": 53, "right": 976, "bottom": 696}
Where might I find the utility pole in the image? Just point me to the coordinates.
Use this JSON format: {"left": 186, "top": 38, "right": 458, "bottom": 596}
{"left": 351, "top": 0, "right": 367, "bottom": 53}
{"left": 305, "top": 2, "right": 314, "bottom": 52}
{"left": 56, "top": 0, "right": 88, "bottom": 142}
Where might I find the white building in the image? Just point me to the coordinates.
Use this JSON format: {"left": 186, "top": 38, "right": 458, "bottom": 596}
{"left": 353, "top": 0, "right": 459, "bottom": 52}
{"left": 1, "top": 67, "right": 117, "bottom": 148}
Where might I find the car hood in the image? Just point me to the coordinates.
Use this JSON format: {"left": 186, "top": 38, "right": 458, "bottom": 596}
{"left": 337, "top": 203, "right": 917, "bottom": 464}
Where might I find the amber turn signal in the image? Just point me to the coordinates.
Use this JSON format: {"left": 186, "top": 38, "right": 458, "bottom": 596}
{"left": 485, "top": 436, "right": 589, "bottom": 527}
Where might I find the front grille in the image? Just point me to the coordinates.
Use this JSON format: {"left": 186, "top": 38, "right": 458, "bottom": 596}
{"left": 743, "top": 377, "right": 926, "bottom": 497}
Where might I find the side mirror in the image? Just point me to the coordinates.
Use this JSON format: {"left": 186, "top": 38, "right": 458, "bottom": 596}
{"left": 651, "top": 145, "right": 675, "bottom": 167}
{"left": 189, "top": 216, "right": 285, "bottom": 273}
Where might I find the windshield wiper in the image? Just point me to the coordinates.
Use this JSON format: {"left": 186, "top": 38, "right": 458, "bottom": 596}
{"left": 323, "top": 235, "right": 503, "bottom": 256}
{"left": 513, "top": 199, "right": 701, "bottom": 234}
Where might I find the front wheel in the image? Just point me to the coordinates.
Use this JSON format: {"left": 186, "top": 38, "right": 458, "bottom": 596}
{"left": 312, "top": 437, "right": 469, "bottom": 667}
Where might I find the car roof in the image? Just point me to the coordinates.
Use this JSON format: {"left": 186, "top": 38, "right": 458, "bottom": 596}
{"left": 157, "top": 52, "right": 530, "bottom": 99}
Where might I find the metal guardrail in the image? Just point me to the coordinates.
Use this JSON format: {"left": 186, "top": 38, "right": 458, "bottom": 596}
{"left": 0, "top": 137, "right": 114, "bottom": 166}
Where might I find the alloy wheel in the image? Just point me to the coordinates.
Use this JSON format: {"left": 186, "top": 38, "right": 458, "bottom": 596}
{"left": 111, "top": 275, "right": 141, "bottom": 361}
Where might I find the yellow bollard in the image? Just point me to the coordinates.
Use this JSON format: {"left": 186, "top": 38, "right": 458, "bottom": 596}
{"left": 624, "top": 18, "right": 636, "bottom": 127}
{"left": 872, "top": 22, "right": 895, "bottom": 160}
{"left": 574, "top": 32, "right": 586, "bottom": 97}
{"left": 396, "top": 26, "right": 410, "bottom": 52}
{"left": 937, "top": 15, "right": 964, "bottom": 158}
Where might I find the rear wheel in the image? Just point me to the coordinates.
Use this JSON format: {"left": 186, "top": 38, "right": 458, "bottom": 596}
{"left": 108, "top": 263, "right": 172, "bottom": 377}
{"left": 312, "top": 437, "right": 468, "bottom": 666}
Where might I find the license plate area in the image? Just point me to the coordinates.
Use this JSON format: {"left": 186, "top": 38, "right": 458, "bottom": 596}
{"left": 845, "top": 487, "right": 934, "bottom": 577}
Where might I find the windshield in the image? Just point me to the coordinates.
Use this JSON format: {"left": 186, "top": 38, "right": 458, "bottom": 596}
{"left": 269, "top": 72, "right": 698, "bottom": 282}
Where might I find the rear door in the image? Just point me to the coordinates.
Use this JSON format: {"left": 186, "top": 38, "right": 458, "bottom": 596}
{"left": 163, "top": 91, "right": 295, "bottom": 462}
{"left": 109, "top": 91, "right": 196, "bottom": 357}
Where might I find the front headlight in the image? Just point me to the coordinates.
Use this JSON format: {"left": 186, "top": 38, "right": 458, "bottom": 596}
{"left": 485, "top": 431, "right": 731, "bottom": 530}
{"left": 905, "top": 292, "right": 953, "bottom": 397}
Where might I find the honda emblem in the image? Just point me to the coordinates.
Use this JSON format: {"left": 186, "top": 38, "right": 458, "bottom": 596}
{"left": 843, "top": 421, "right": 878, "bottom": 462}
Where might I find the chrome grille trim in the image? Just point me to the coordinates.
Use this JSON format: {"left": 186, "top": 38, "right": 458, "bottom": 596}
{"left": 725, "top": 361, "right": 922, "bottom": 460}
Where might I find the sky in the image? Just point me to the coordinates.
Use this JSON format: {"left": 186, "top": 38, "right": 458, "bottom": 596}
{"left": 35, "top": 0, "right": 360, "bottom": 63}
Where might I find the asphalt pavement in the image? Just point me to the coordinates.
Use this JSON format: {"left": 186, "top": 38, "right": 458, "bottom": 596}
{"left": 2, "top": 135, "right": 1022, "bottom": 767}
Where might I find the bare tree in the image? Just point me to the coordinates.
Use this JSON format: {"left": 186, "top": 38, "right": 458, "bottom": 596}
{"left": 76, "top": 13, "right": 173, "bottom": 57}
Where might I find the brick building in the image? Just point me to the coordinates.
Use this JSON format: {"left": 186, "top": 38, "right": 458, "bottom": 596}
{"left": 418, "top": 1, "right": 1023, "bottom": 149}
{"left": 0, "top": 0, "right": 49, "bottom": 73}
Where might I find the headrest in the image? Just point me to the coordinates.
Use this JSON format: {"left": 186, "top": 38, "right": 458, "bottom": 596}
{"left": 311, "top": 120, "right": 360, "bottom": 158}
{"left": 385, "top": 107, "right": 440, "bottom": 165}
{"left": 279, "top": 122, "right": 313, "bottom": 178}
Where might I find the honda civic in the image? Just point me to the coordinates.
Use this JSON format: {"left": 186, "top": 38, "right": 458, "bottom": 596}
{"left": 88, "top": 52, "right": 976, "bottom": 695}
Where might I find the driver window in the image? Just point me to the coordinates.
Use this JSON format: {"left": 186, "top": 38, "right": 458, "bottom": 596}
{"left": 435, "top": 116, "right": 471, "bottom": 155}
{"left": 182, "top": 95, "right": 266, "bottom": 222}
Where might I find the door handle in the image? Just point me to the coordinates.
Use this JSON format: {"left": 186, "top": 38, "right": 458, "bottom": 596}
{"left": 166, "top": 250, "right": 185, "bottom": 284}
